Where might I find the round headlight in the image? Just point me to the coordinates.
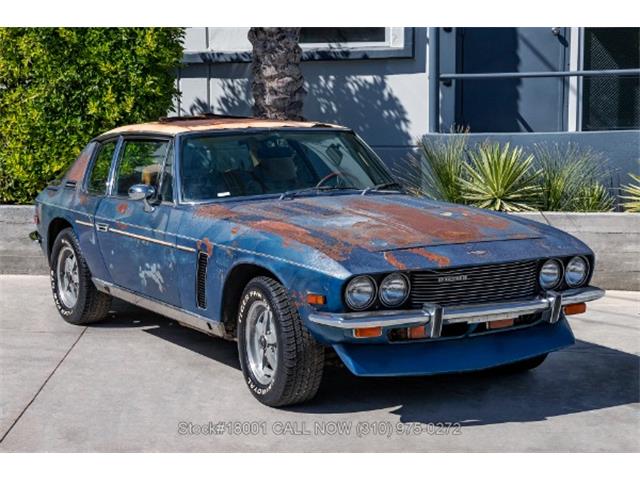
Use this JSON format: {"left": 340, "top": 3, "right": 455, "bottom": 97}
{"left": 345, "top": 276, "right": 376, "bottom": 310}
{"left": 379, "top": 273, "right": 410, "bottom": 307}
{"left": 565, "top": 256, "right": 588, "bottom": 287}
{"left": 539, "top": 259, "right": 562, "bottom": 290}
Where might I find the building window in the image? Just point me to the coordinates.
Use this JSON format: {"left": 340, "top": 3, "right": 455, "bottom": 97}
{"left": 581, "top": 28, "right": 640, "bottom": 131}
{"left": 299, "top": 28, "right": 387, "bottom": 46}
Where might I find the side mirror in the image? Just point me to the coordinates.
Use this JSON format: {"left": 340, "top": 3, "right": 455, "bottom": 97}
{"left": 128, "top": 184, "right": 156, "bottom": 201}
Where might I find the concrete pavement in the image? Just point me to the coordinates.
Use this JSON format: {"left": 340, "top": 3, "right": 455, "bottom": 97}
{"left": 0, "top": 275, "right": 638, "bottom": 452}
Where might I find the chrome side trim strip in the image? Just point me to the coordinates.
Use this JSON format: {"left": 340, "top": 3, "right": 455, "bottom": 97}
{"left": 308, "top": 286, "right": 605, "bottom": 330}
{"left": 108, "top": 227, "right": 196, "bottom": 252}
{"left": 109, "top": 227, "right": 174, "bottom": 247}
{"left": 75, "top": 219, "right": 94, "bottom": 227}
{"left": 92, "top": 278, "right": 227, "bottom": 337}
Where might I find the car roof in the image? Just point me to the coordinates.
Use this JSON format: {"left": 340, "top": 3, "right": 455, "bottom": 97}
{"left": 100, "top": 115, "right": 346, "bottom": 137}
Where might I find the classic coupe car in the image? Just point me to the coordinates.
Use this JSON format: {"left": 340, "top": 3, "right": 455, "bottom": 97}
{"left": 32, "top": 115, "right": 604, "bottom": 406}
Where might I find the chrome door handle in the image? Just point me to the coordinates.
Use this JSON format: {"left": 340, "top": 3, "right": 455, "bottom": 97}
{"left": 96, "top": 223, "right": 109, "bottom": 232}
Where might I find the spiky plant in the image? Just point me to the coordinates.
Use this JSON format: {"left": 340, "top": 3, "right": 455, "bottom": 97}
{"left": 461, "top": 142, "right": 541, "bottom": 212}
{"left": 572, "top": 182, "right": 615, "bottom": 212}
{"left": 620, "top": 174, "right": 640, "bottom": 212}
{"left": 535, "top": 143, "right": 613, "bottom": 212}
{"left": 394, "top": 130, "right": 468, "bottom": 202}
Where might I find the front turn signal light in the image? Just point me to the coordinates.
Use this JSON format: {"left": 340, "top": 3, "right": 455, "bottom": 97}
{"left": 353, "top": 326, "right": 383, "bottom": 338}
{"left": 564, "top": 303, "right": 586, "bottom": 315}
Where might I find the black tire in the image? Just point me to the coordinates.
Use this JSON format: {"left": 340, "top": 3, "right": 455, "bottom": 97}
{"left": 493, "top": 354, "right": 548, "bottom": 374}
{"left": 237, "top": 276, "right": 324, "bottom": 407}
{"left": 50, "top": 227, "right": 111, "bottom": 325}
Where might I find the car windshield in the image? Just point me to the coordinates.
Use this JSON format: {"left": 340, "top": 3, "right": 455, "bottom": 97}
{"left": 179, "top": 130, "right": 394, "bottom": 201}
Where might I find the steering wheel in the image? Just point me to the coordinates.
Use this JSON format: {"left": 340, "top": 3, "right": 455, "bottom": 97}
{"left": 315, "top": 171, "right": 360, "bottom": 189}
{"left": 315, "top": 172, "right": 339, "bottom": 188}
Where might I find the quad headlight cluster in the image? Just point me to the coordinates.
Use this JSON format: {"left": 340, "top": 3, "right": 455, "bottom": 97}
{"left": 538, "top": 256, "right": 590, "bottom": 290}
{"left": 345, "top": 273, "right": 410, "bottom": 310}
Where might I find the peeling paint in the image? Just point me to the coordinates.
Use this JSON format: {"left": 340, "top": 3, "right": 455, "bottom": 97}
{"left": 383, "top": 252, "right": 407, "bottom": 270}
{"left": 138, "top": 263, "right": 165, "bottom": 292}
{"left": 197, "top": 237, "right": 214, "bottom": 257}
{"left": 407, "top": 248, "right": 451, "bottom": 267}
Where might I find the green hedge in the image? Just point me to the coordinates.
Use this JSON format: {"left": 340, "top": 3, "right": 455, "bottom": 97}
{"left": 0, "top": 28, "right": 184, "bottom": 204}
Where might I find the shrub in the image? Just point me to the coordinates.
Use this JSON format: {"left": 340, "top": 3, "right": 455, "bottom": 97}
{"left": 394, "top": 130, "right": 468, "bottom": 203}
{"left": 534, "top": 143, "right": 614, "bottom": 212}
{"left": 620, "top": 174, "right": 640, "bottom": 212}
{"left": 461, "top": 142, "right": 541, "bottom": 212}
{"left": 0, "top": 28, "right": 185, "bottom": 204}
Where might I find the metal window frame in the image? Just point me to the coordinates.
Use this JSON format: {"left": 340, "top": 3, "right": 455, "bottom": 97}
{"left": 428, "top": 28, "right": 640, "bottom": 133}
{"left": 182, "top": 27, "right": 414, "bottom": 64}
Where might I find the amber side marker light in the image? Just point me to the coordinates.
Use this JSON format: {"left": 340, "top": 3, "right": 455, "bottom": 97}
{"left": 407, "top": 325, "right": 429, "bottom": 339}
{"left": 353, "top": 326, "right": 383, "bottom": 338}
{"left": 487, "top": 319, "right": 514, "bottom": 330}
{"left": 564, "top": 303, "right": 587, "bottom": 315}
{"left": 306, "top": 293, "right": 326, "bottom": 305}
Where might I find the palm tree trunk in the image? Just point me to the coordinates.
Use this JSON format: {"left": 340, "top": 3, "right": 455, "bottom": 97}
{"left": 248, "top": 27, "right": 306, "bottom": 120}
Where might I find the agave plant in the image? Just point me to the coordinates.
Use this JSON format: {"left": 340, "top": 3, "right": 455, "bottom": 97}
{"left": 620, "top": 173, "right": 640, "bottom": 212}
{"left": 461, "top": 142, "right": 541, "bottom": 212}
{"left": 535, "top": 143, "right": 613, "bottom": 212}
{"left": 394, "top": 130, "right": 468, "bottom": 203}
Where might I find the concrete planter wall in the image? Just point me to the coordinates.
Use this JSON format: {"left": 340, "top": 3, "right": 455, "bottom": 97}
{"left": 0, "top": 205, "right": 638, "bottom": 290}
{"left": 0, "top": 205, "right": 47, "bottom": 275}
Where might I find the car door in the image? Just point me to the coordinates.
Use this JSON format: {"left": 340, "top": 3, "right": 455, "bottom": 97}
{"left": 74, "top": 138, "right": 118, "bottom": 283}
{"left": 94, "top": 136, "right": 182, "bottom": 306}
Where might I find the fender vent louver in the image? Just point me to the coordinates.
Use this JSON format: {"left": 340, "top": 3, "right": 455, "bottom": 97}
{"left": 196, "top": 252, "right": 208, "bottom": 309}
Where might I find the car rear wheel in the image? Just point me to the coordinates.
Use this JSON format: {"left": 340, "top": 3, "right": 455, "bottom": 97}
{"left": 50, "top": 227, "right": 112, "bottom": 325}
{"left": 237, "top": 276, "right": 324, "bottom": 407}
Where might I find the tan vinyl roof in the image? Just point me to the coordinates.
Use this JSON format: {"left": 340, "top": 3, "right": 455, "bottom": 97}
{"left": 102, "top": 117, "right": 344, "bottom": 136}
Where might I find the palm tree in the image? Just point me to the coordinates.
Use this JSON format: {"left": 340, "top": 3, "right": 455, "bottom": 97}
{"left": 248, "top": 27, "right": 306, "bottom": 120}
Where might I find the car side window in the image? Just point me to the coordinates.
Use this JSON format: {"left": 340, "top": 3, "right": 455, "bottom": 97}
{"left": 159, "top": 142, "right": 174, "bottom": 202}
{"left": 87, "top": 141, "right": 117, "bottom": 195}
{"left": 114, "top": 139, "right": 169, "bottom": 197}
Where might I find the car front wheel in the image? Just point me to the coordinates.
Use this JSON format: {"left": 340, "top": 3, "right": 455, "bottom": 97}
{"left": 237, "top": 276, "right": 324, "bottom": 407}
{"left": 50, "top": 227, "right": 112, "bottom": 325}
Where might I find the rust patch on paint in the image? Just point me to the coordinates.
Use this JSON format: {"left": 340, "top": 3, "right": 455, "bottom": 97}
{"left": 383, "top": 252, "right": 406, "bottom": 270}
{"left": 408, "top": 248, "right": 451, "bottom": 267}
{"left": 230, "top": 226, "right": 239, "bottom": 235}
{"left": 343, "top": 198, "right": 510, "bottom": 246}
{"left": 248, "top": 220, "right": 351, "bottom": 260}
{"left": 196, "top": 204, "right": 239, "bottom": 220}
{"left": 197, "top": 237, "right": 214, "bottom": 257}
{"left": 116, "top": 202, "right": 128, "bottom": 215}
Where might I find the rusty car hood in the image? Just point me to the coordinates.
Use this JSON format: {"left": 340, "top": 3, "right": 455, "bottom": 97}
{"left": 195, "top": 194, "right": 542, "bottom": 261}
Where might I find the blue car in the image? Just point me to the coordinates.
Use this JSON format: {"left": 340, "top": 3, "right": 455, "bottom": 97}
{"left": 32, "top": 115, "right": 604, "bottom": 406}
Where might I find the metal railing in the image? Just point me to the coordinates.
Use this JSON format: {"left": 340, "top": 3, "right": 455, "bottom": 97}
{"left": 427, "top": 28, "right": 640, "bottom": 132}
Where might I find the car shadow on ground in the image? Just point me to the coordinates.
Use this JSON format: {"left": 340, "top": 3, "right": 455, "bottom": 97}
{"left": 96, "top": 302, "right": 640, "bottom": 427}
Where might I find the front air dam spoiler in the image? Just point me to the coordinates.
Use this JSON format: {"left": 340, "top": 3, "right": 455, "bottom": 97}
{"left": 333, "top": 316, "right": 575, "bottom": 376}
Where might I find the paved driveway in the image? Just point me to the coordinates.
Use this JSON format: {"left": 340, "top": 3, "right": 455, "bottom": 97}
{"left": 0, "top": 275, "right": 638, "bottom": 452}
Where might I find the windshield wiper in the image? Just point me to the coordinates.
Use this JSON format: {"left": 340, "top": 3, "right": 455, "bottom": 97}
{"left": 361, "top": 182, "right": 405, "bottom": 195}
{"left": 279, "top": 185, "right": 358, "bottom": 200}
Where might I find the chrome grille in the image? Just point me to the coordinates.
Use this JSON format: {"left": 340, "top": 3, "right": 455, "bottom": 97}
{"left": 409, "top": 260, "right": 539, "bottom": 308}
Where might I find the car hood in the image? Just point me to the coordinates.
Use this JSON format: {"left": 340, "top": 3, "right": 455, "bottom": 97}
{"left": 194, "top": 194, "right": 542, "bottom": 261}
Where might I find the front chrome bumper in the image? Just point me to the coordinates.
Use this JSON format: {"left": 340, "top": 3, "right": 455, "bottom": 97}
{"left": 308, "top": 286, "right": 605, "bottom": 338}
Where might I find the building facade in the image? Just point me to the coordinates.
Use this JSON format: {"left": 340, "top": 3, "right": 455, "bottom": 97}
{"left": 176, "top": 27, "right": 639, "bottom": 184}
